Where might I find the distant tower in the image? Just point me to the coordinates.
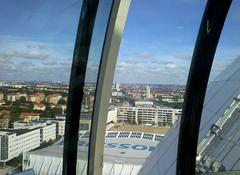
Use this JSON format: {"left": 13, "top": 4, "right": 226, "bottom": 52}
{"left": 115, "top": 82, "right": 120, "bottom": 91}
{"left": 146, "top": 85, "right": 151, "bottom": 99}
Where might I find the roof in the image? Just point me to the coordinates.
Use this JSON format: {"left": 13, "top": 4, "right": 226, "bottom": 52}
{"left": 25, "top": 130, "right": 162, "bottom": 165}
{"left": 28, "top": 92, "right": 44, "bottom": 97}
{"left": 34, "top": 103, "right": 45, "bottom": 107}
{"left": 0, "top": 128, "right": 39, "bottom": 136}
{"left": 109, "top": 125, "right": 169, "bottom": 135}
{"left": 46, "top": 94, "right": 62, "bottom": 98}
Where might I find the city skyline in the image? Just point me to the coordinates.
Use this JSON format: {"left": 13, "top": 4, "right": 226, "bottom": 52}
{"left": 0, "top": 0, "right": 240, "bottom": 84}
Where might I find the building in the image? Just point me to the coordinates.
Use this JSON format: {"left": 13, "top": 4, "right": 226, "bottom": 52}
{"left": 23, "top": 130, "right": 163, "bottom": 175}
{"left": 55, "top": 119, "right": 65, "bottom": 137}
{"left": 33, "top": 103, "right": 46, "bottom": 111}
{"left": 41, "top": 122, "right": 56, "bottom": 143}
{"left": 118, "top": 105, "right": 181, "bottom": 126}
{"left": 0, "top": 121, "right": 58, "bottom": 164}
{"left": 28, "top": 93, "right": 45, "bottom": 103}
{"left": 146, "top": 85, "right": 151, "bottom": 99}
{"left": 114, "top": 82, "right": 120, "bottom": 91}
{"left": 0, "top": 129, "right": 41, "bottom": 165}
{"left": 42, "top": 118, "right": 65, "bottom": 137}
{"left": 19, "top": 113, "right": 40, "bottom": 122}
{"left": 107, "top": 106, "right": 118, "bottom": 124}
{"left": 13, "top": 121, "right": 46, "bottom": 130}
{"left": 13, "top": 121, "right": 56, "bottom": 143}
{"left": 45, "top": 94, "right": 62, "bottom": 104}
{"left": 0, "top": 92, "right": 4, "bottom": 101}
{"left": 135, "top": 101, "right": 153, "bottom": 107}
{"left": 6, "top": 93, "right": 27, "bottom": 102}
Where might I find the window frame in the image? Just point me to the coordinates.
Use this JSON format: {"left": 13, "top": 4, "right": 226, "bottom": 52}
{"left": 176, "top": 1, "right": 232, "bottom": 174}
{"left": 62, "top": 1, "right": 100, "bottom": 175}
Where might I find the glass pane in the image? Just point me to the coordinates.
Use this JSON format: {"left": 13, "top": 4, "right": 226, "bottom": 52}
{"left": 76, "top": 0, "right": 114, "bottom": 174}
{"left": 0, "top": 0, "right": 82, "bottom": 174}
{"left": 103, "top": 1, "right": 206, "bottom": 175}
{"left": 196, "top": 1, "right": 240, "bottom": 174}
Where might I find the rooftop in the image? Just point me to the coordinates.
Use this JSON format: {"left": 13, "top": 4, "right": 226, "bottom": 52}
{"left": 46, "top": 94, "right": 62, "bottom": 98}
{"left": 0, "top": 128, "right": 39, "bottom": 136}
{"left": 109, "top": 124, "right": 170, "bottom": 135}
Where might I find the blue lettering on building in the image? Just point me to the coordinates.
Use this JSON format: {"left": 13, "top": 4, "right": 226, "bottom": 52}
{"left": 74, "top": 141, "right": 156, "bottom": 152}
{"left": 105, "top": 143, "right": 118, "bottom": 148}
{"left": 132, "top": 145, "right": 147, "bottom": 150}
{"left": 119, "top": 144, "right": 131, "bottom": 149}
{"left": 105, "top": 143, "right": 155, "bottom": 152}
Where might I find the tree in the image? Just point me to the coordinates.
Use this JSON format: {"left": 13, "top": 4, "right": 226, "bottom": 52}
{"left": 7, "top": 154, "right": 22, "bottom": 167}
{"left": 40, "top": 109, "right": 55, "bottom": 118}
{"left": 58, "top": 98, "right": 67, "bottom": 105}
{"left": 19, "top": 96, "right": 26, "bottom": 103}
{"left": 9, "top": 106, "right": 20, "bottom": 123}
{"left": 53, "top": 107, "right": 62, "bottom": 115}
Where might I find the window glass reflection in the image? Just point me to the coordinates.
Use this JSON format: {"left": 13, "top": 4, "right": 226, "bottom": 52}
{"left": 0, "top": 0, "right": 82, "bottom": 174}
{"left": 196, "top": 1, "right": 240, "bottom": 174}
{"left": 102, "top": 1, "right": 206, "bottom": 175}
{"left": 76, "top": 0, "right": 114, "bottom": 174}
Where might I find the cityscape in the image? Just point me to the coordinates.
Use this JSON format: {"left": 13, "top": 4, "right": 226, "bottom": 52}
{"left": 1, "top": 0, "right": 240, "bottom": 175}
{"left": 0, "top": 80, "right": 184, "bottom": 173}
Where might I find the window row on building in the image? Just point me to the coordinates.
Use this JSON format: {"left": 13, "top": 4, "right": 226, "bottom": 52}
{"left": 117, "top": 106, "right": 182, "bottom": 126}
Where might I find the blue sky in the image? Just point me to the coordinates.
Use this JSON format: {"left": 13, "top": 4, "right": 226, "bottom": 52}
{"left": 0, "top": 0, "right": 240, "bottom": 84}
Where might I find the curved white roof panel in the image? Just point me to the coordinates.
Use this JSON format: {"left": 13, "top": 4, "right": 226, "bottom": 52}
{"left": 23, "top": 131, "right": 162, "bottom": 175}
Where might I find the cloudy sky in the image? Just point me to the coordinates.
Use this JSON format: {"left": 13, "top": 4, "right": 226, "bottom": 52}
{"left": 0, "top": 0, "right": 240, "bottom": 84}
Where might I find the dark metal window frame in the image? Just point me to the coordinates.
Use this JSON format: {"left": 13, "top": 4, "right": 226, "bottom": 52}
{"left": 176, "top": 1, "right": 232, "bottom": 175}
{"left": 62, "top": 0, "right": 100, "bottom": 174}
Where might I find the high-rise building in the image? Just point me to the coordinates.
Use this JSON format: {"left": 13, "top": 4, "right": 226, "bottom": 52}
{"left": 146, "top": 85, "right": 151, "bottom": 99}
{"left": 114, "top": 82, "right": 120, "bottom": 91}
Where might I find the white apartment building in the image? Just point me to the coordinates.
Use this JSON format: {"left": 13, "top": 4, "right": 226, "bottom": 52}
{"left": 117, "top": 106, "right": 182, "bottom": 126}
{"left": 107, "top": 106, "right": 118, "bottom": 124}
{"left": 0, "top": 129, "right": 40, "bottom": 164}
{"left": 55, "top": 120, "right": 65, "bottom": 137}
{"left": 41, "top": 118, "right": 65, "bottom": 137}
{"left": 41, "top": 123, "right": 56, "bottom": 143}
{"left": 6, "top": 93, "right": 27, "bottom": 102}
{"left": 0, "top": 121, "right": 59, "bottom": 163}
{"left": 13, "top": 121, "right": 56, "bottom": 143}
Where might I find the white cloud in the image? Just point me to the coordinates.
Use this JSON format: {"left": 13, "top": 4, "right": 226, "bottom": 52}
{"left": 177, "top": 26, "right": 184, "bottom": 30}
{"left": 0, "top": 37, "right": 73, "bottom": 82}
{"left": 166, "top": 63, "right": 177, "bottom": 69}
